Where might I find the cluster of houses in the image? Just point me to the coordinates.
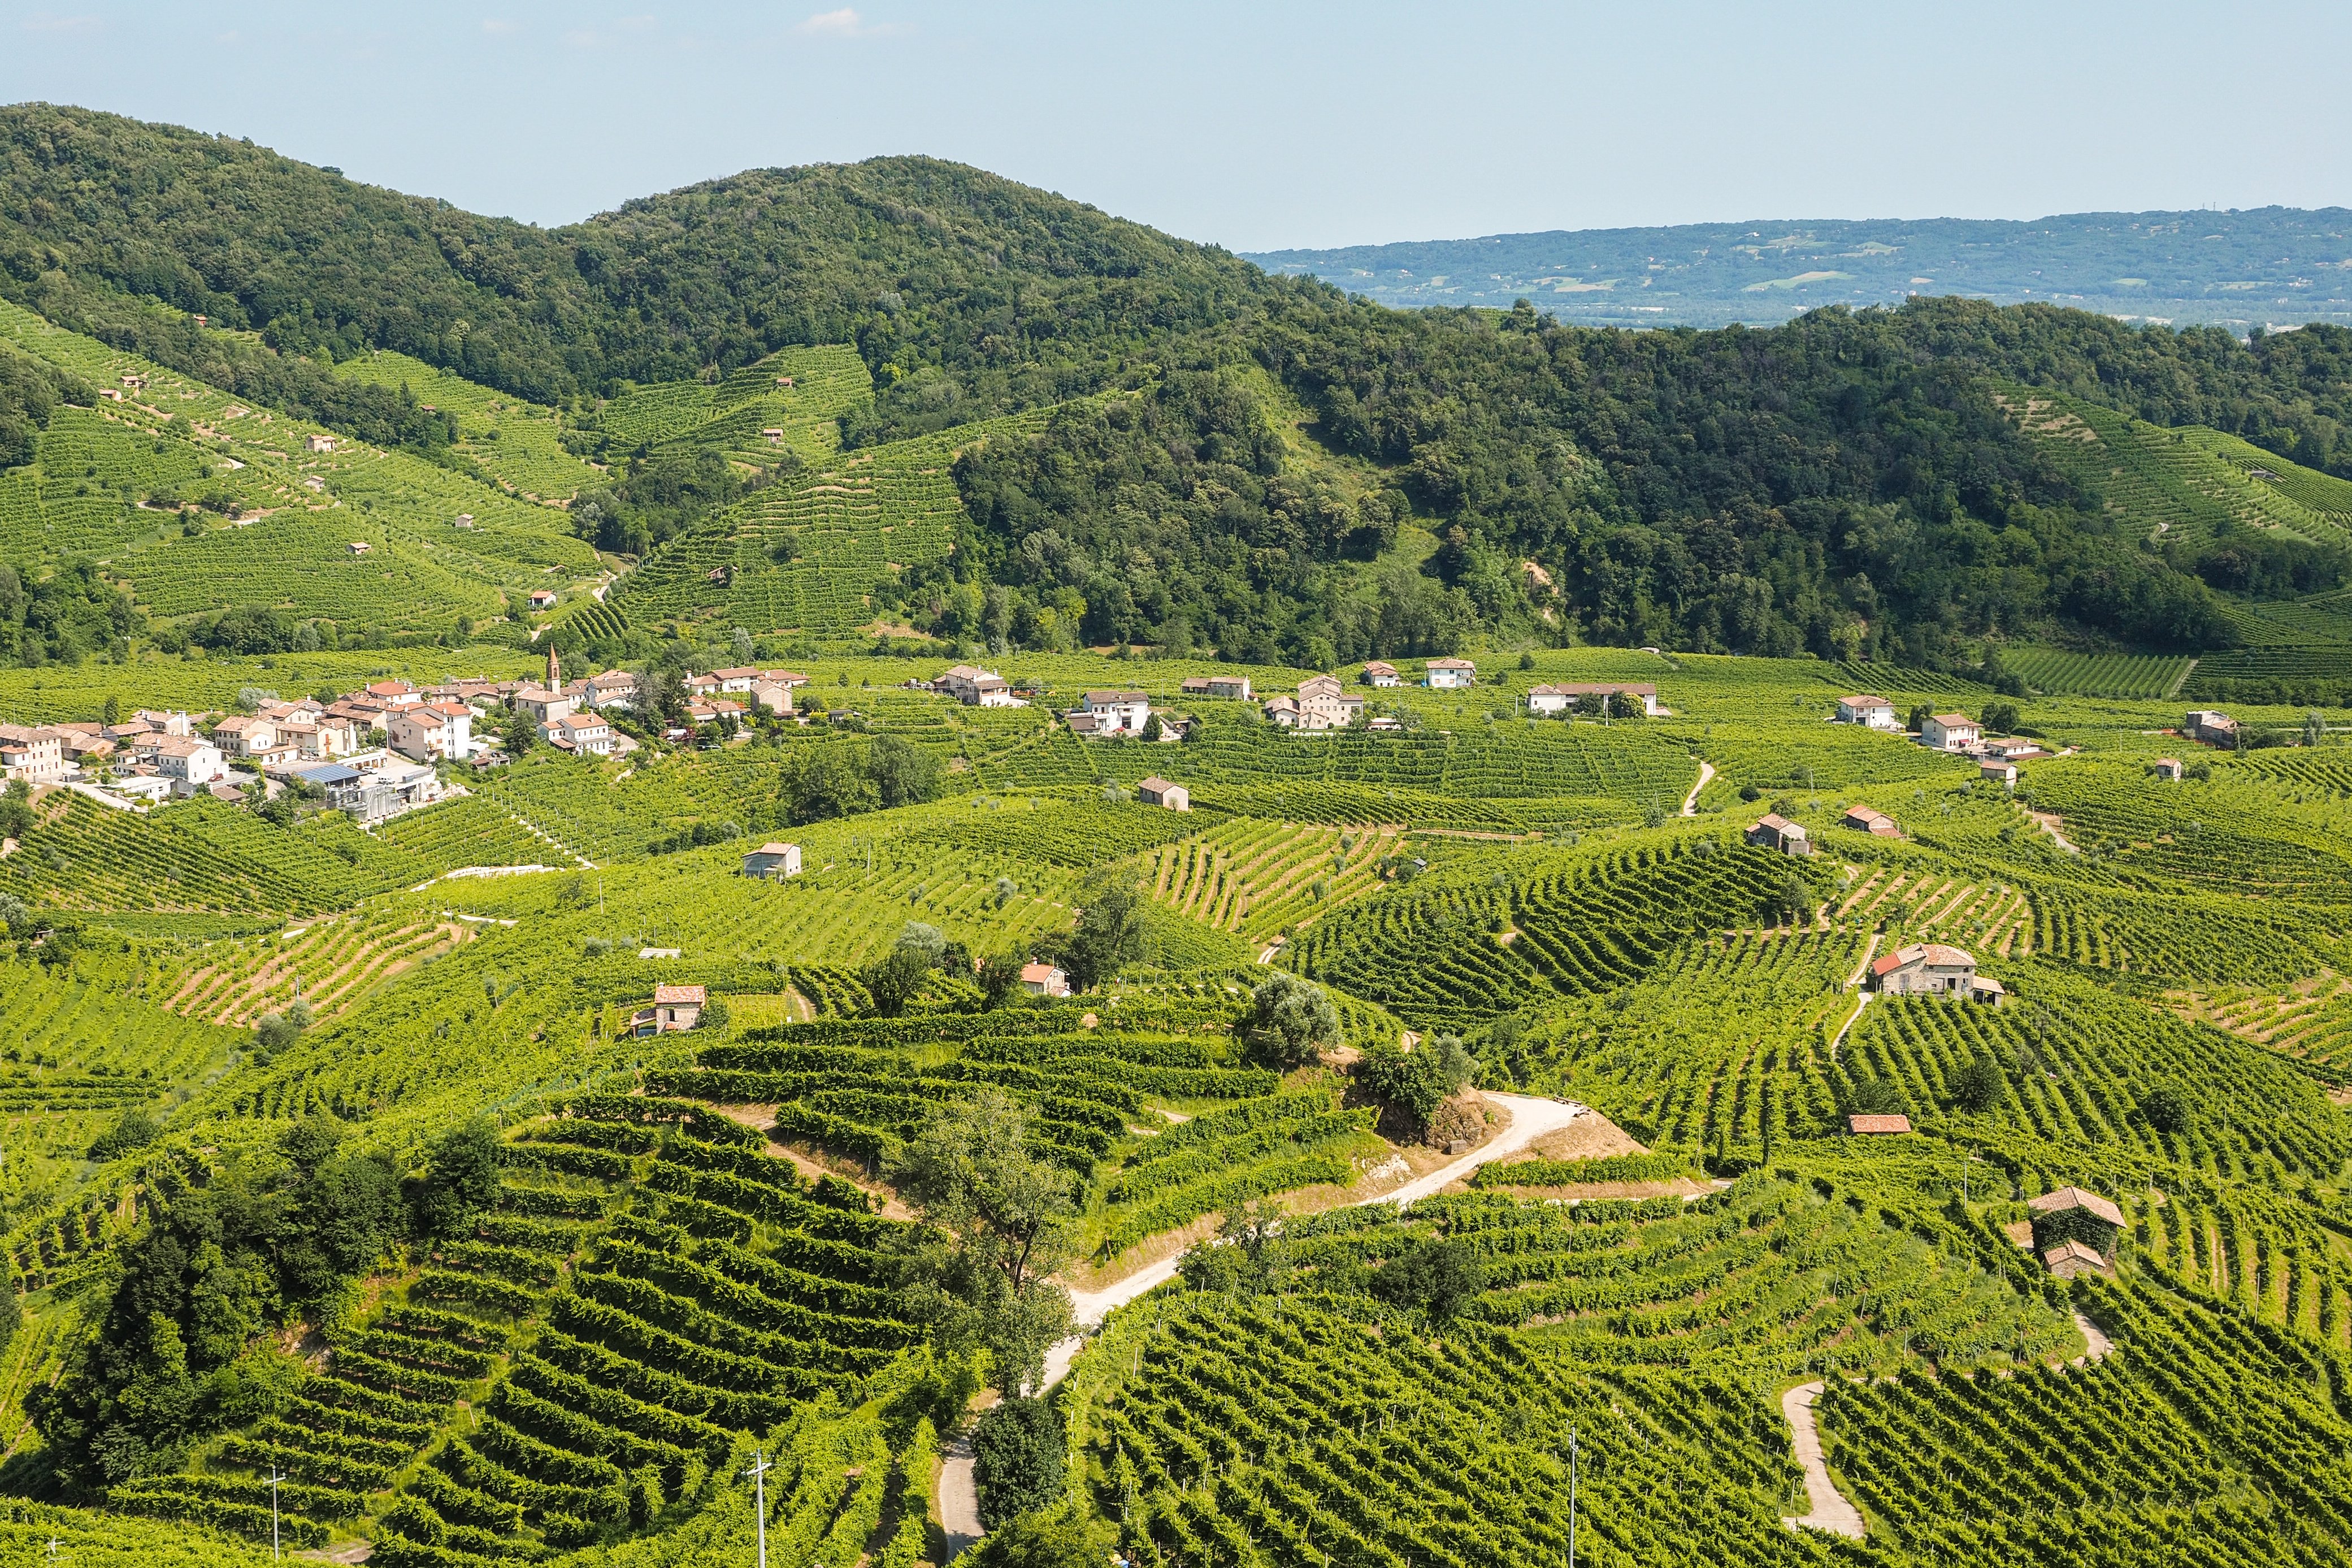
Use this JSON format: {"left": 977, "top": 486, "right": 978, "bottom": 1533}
{"left": 0, "top": 650, "right": 822, "bottom": 826}
{"left": 1834, "top": 693, "right": 2044, "bottom": 786}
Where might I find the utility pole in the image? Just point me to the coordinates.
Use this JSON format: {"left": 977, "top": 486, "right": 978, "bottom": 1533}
{"left": 268, "top": 1467, "right": 285, "bottom": 1559}
{"left": 1568, "top": 1426, "right": 1579, "bottom": 1568}
{"left": 747, "top": 1448, "right": 772, "bottom": 1568}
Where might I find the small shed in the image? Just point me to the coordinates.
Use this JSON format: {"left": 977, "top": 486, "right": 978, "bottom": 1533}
{"left": 2042, "top": 1239, "right": 2110, "bottom": 1280}
{"left": 1846, "top": 1113, "right": 1912, "bottom": 1136}
{"left": 306, "top": 433, "right": 336, "bottom": 454}
{"left": 2152, "top": 757, "right": 2183, "bottom": 781}
{"left": 346, "top": 541, "right": 371, "bottom": 556}
{"left": 742, "top": 842, "right": 802, "bottom": 879}
{"left": 2028, "top": 1185, "right": 2125, "bottom": 1258}
{"left": 1136, "top": 776, "right": 1189, "bottom": 811}
{"left": 634, "top": 983, "right": 705, "bottom": 1036}
{"left": 763, "top": 428, "right": 787, "bottom": 445}
{"left": 1979, "top": 760, "right": 2017, "bottom": 787}
{"left": 530, "top": 589, "right": 559, "bottom": 610}
{"left": 1839, "top": 805, "right": 1900, "bottom": 837}
{"left": 1021, "top": 962, "right": 1070, "bottom": 998}
{"left": 1745, "top": 814, "right": 1812, "bottom": 857}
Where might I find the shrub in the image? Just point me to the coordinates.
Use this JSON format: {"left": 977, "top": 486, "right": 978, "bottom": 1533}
{"left": 972, "top": 1397, "right": 1065, "bottom": 1530}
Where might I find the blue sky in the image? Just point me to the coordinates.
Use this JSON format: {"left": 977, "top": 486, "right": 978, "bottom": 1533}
{"left": 5, "top": 1, "right": 2349, "bottom": 250}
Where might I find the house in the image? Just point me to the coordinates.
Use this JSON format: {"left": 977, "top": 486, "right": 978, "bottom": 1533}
{"left": 937, "top": 664, "right": 1021, "bottom": 707}
{"left": 1979, "top": 760, "right": 2017, "bottom": 788}
{"left": 1424, "top": 657, "right": 1477, "bottom": 689}
{"left": 2042, "top": 1239, "right": 2110, "bottom": 1280}
{"left": 741, "top": 842, "right": 803, "bottom": 879}
{"left": 763, "top": 670, "right": 810, "bottom": 690}
{"left": 1020, "top": 962, "right": 1070, "bottom": 998}
{"left": 1136, "top": 777, "right": 1190, "bottom": 811}
{"left": 2185, "top": 709, "right": 2237, "bottom": 746}
{"left": 747, "top": 675, "right": 797, "bottom": 715}
{"left": 512, "top": 687, "right": 575, "bottom": 725}
{"left": 306, "top": 433, "right": 335, "bottom": 453}
{"left": 1745, "top": 814, "right": 1812, "bottom": 857}
{"left": 133, "top": 709, "right": 193, "bottom": 736}
{"left": 682, "top": 673, "right": 724, "bottom": 698}
{"left": 0, "top": 724, "right": 67, "bottom": 783}
{"left": 301, "top": 476, "right": 327, "bottom": 493}
{"left": 1364, "top": 661, "right": 1402, "bottom": 687}
{"left": 209, "top": 715, "right": 278, "bottom": 759}
{"left": 1178, "top": 674, "right": 1253, "bottom": 701}
{"left": 2028, "top": 1186, "right": 2125, "bottom": 1261}
{"left": 1264, "top": 688, "right": 1365, "bottom": 732}
{"left": 2152, "top": 757, "right": 2184, "bottom": 780}
{"left": 364, "top": 680, "right": 422, "bottom": 710}
{"left": 388, "top": 702, "right": 474, "bottom": 763}
{"left": 1526, "top": 682, "right": 1660, "bottom": 717}
{"left": 1980, "top": 736, "right": 2039, "bottom": 761}
{"left": 1066, "top": 712, "right": 1104, "bottom": 737}
{"left": 1835, "top": 694, "right": 1899, "bottom": 729}
{"left": 632, "top": 984, "right": 706, "bottom": 1036}
{"left": 1846, "top": 1113, "right": 1912, "bottom": 1135}
{"left": 1839, "top": 805, "right": 1900, "bottom": 837}
{"left": 149, "top": 735, "right": 227, "bottom": 788}
{"left": 582, "top": 671, "right": 639, "bottom": 710}
{"left": 712, "top": 667, "right": 761, "bottom": 694}
{"left": 1868, "top": 942, "right": 1991, "bottom": 998}
{"left": 1079, "top": 690, "right": 1152, "bottom": 736}
{"left": 528, "top": 589, "right": 558, "bottom": 611}
{"left": 307, "top": 714, "right": 363, "bottom": 756}
{"left": 544, "top": 711, "right": 611, "bottom": 757}
{"left": 1920, "top": 713, "right": 1980, "bottom": 751}
{"left": 346, "top": 541, "right": 371, "bottom": 557}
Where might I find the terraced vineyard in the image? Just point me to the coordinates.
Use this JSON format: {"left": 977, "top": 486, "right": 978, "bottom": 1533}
{"left": 1144, "top": 818, "right": 1401, "bottom": 939}
{"left": 2002, "top": 647, "right": 2195, "bottom": 699}
{"left": 335, "top": 349, "right": 605, "bottom": 501}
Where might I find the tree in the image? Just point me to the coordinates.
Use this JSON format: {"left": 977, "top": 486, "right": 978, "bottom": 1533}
{"left": 862, "top": 943, "right": 933, "bottom": 1019}
{"left": 1981, "top": 700, "right": 2020, "bottom": 735}
{"left": 971, "top": 1398, "right": 1067, "bottom": 1531}
{"left": 869, "top": 733, "right": 941, "bottom": 809}
{"left": 2140, "top": 1083, "right": 2189, "bottom": 1134}
{"left": 1906, "top": 704, "right": 1932, "bottom": 733}
{"left": 1843, "top": 1076, "right": 1905, "bottom": 1117}
{"left": 1248, "top": 973, "right": 1340, "bottom": 1068}
{"left": 889, "top": 1091, "right": 1076, "bottom": 1395}
{"left": 977, "top": 949, "right": 1030, "bottom": 1010}
{"left": 416, "top": 1116, "right": 502, "bottom": 1236}
{"left": 1051, "top": 877, "right": 1147, "bottom": 990}
{"left": 1375, "top": 1236, "right": 1485, "bottom": 1321}
{"left": 1947, "top": 1054, "right": 2006, "bottom": 1114}
{"left": 251, "top": 1006, "right": 307, "bottom": 1065}
{"left": 1359, "top": 1033, "right": 1475, "bottom": 1131}
{"left": 87, "top": 1106, "right": 163, "bottom": 1162}
{"left": 1178, "top": 1200, "right": 1293, "bottom": 1298}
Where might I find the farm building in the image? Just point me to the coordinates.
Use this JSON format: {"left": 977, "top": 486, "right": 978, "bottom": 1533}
{"left": 1424, "top": 658, "right": 1477, "bottom": 689}
{"left": 1136, "top": 777, "right": 1189, "bottom": 811}
{"left": 529, "top": 589, "right": 559, "bottom": 611}
{"left": 2042, "top": 1239, "right": 2109, "bottom": 1280}
{"left": 1021, "top": 962, "right": 1070, "bottom": 998}
{"left": 2029, "top": 1186, "right": 2125, "bottom": 1266}
{"left": 1871, "top": 942, "right": 2003, "bottom": 1001}
{"left": 2185, "top": 710, "right": 2237, "bottom": 746}
{"left": 1364, "top": 661, "right": 1401, "bottom": 687}
{"left": 1744, "top": 814, "right": 1812, "bottom": 857}
{"left": 763, "top": 427, "right": 786, "bottom": 445}
{"left": 1839, "top": 805, "right": 1900, "bottom": 837}
{"left": 741, "top": 842, "right": 803, "bottom": 879}
{"left": 633, "top": 984, "right": 706, "bottom": 1036}
{"left": 1835, "top": 694, "right": 1899, "bottom": 728}
{"left": 1179, "top": 674, "right": 1253, "bottom": 700}
{"left": 306, "top": 433, "right": 335, "bottom": 453}
{"left": 2152, "top": 757, "right": 2184, "bottom": 780}
{"left": 1979, "top": 760, "right": 2017, "bottom": 787}
{"left": 1846, "top": 1114, "right": 1912, "bottom": 1136}
{"left": 1920, "top": 713, "right": 1979, "bottom": 751}
{"left": 1526, "top": 681, "right": 1661, "bottom": 717}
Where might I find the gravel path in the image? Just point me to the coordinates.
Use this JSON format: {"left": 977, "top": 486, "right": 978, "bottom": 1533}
{"left": 937, "top": 1432, "right": 984, "bottom": 1560}
{"left": 1682, "top": 759, "right": 1715, "bottom": 816}
{"left": 1780, "top": 1382, "right": 1865, "bottom": 1538}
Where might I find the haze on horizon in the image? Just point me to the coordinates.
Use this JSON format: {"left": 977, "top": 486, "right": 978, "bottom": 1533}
{"left": 5, "top": 0, "right": 2350, "bottom": 254}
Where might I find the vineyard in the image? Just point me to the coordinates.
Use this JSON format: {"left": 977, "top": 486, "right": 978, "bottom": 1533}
{"left": 2000, "top": 648, "right": 2195, "bottom": 700}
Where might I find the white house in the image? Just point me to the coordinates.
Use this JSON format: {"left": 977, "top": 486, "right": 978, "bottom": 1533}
{"left": 1528, "top": 682, "right": 1660, "bottom": 717}
{"left": 582, "top": 670, "right": 639, "bottom": 710}
{"left": 1870, "top": 942, "right": 2002, "bottom": 1002}
{"left": 1136, "top": 776, "right": 1190, "bottom": 811}
{"left": 1364, "top": 661, "right": 1402, "bottom": 687}
{"left": 1080, "top": 690, "right": 1152, "bottom": 736}
{"left": 938, "top": 664, "right": 1021, "bottom": 707}
{"left": 1424, "top": 658, "right": 1477, "bottom": 689}
{"left": 528, "top": 589, "right": 558, "bottom": 612}
{"left": 0, "top": 724, "right": 68, "bottom": 783}
{"left": 1835, "top": 694, "right": 1899, "bottom": 729}
{"left": 133, "top": 709, "right": 193, "bottom": 736}
{"left": 544, "top": 710, "right": 612, "bottom": 757}
{"left": 363, "top": 680, "right": 423, "bottom": 710}
{"left": 150, "top": 735, "right": 227, "bottom": 788}
{"left": 1920, "top": 713, "right": 1980, "bottom": 752}
{"left": 711, "top": 666, "right": 761, "bottom": 694}
{"left": 388, "top": 702, "right": 473, "bottom": 763}
{"left": 1020, "top": 962, "right": 1070, "bottom": 998}
{"left": 741, "top": 842, "right": 803, "bottom": 879}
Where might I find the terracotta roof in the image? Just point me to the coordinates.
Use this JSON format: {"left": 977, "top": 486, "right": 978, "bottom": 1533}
{"left": 1138, "top": 777, "right": 1178, "bottom": 793}
{"left": 652, "top": 984, "right": 706, "bottom": 1005}
{"left": 2028, "top": 1185, "right": 2125, "bottom": 1228}
{"left": 1871, "top": 942, "right": 1976, "bottom": 976}
{"left": 1019, "top": 962, "right": 1062, "bottom": 983}
{"left": 1426, "top": 657, "right": 1476, "bottom": 669}
{"left": 1752, "top": 813, "right": 1793, "bottom": 832}
{"left": 750, "top": 842, "right": 797, "bottom": 856}
{"left": 2043, "top": 1239, "right": 2107, "bottom": 1270}
{"left": 1084, "top": 690, "right": 1149, "bottom": 704}
{"left": 1364, "top": 661, "right": 1398, "bottom": 675}
{"left": 1842, "top": 806, "right": 1893, "bottom": 827}
{"left": 1846, "top": 1114, "right": 1912, "bottom": 1135}
{"left": 1839, "top": 693, "right": 1894, "bottom": 707}
{"left": 1930, "top": 713, "right": 1973, "bottom": 726}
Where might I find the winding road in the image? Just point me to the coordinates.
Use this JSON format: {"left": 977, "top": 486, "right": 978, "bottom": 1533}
{"left": 1682, "top": 758, "right": 1715, "bottom": 816}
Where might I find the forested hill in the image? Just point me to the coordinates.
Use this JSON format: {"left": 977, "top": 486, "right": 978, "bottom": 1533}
{"left": 1247, "top": 208, "right": 2352, "bottom": 330}
{"left": 5, "top": 103, "right": 2352, "bottom": 672}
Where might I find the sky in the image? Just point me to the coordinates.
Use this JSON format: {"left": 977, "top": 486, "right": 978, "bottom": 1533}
{"left": 5, "top": 1, "right": 2350, "bottom": 252}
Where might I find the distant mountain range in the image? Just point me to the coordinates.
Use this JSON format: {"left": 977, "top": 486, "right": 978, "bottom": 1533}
{"left": 1244, "top": 208, "right": 2352, "bottom": 329}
